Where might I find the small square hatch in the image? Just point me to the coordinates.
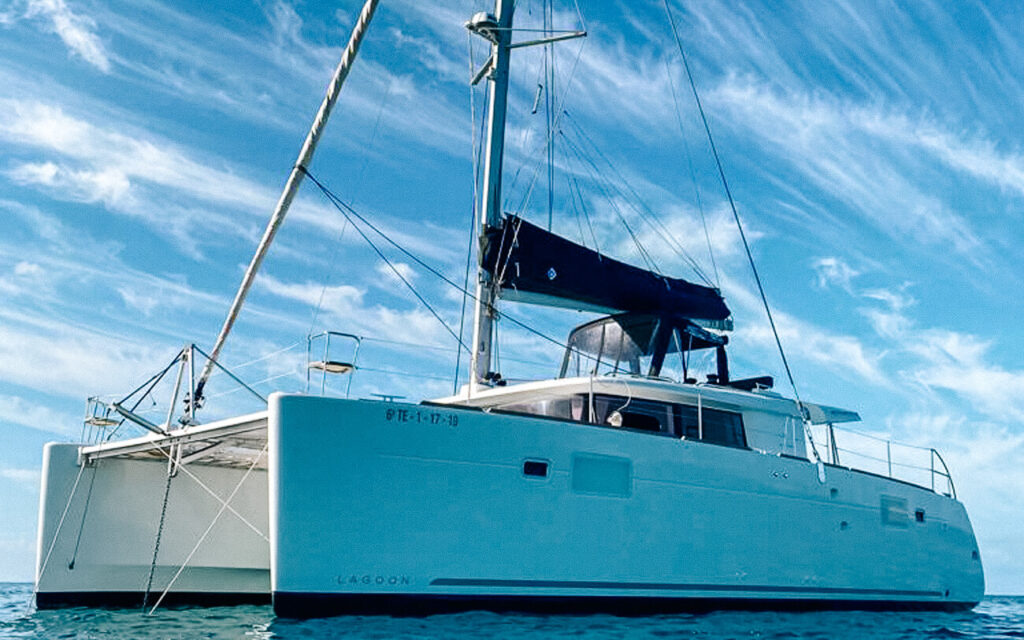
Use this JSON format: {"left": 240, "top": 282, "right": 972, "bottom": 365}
{"left": 523, "top": 460, "right": 548, "bottom": 478}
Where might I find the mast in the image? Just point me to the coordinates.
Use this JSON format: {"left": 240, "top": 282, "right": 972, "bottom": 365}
{"left": 192, "top": 0, "right": 380, "bottom": 408}
{"left": 468, "top": 0, "right": 515, "bottom": 392}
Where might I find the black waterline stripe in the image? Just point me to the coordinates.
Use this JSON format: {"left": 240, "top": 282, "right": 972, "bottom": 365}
{"left": 429, "top": 578, "right": 942, "bottom": 598}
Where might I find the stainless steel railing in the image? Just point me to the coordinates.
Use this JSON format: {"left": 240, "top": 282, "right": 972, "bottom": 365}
{"left": 819, "top": 424, "right": 956, "bottom": 498}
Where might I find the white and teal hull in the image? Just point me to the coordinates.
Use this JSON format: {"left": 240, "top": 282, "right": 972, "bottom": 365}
{"left": 35, "top": 428, "right": 270, "bottom": 607}
{"left": 269, "top": 393, "right": 984, "bottom": 617}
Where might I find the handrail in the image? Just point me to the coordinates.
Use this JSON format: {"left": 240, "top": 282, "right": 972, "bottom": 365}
{"left": 822, "top": 423, "right": 956, "bottom": 498}
{"left": 306, "top": 331, "right": 361, "bottom": 398}
{"left": 931, "top": 448, "right": 957, "bottom": 499}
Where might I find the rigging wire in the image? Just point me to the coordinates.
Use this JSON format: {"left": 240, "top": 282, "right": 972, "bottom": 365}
{"left": 561, "top": 113, "right": 713, "bottom": 285}
{"left": 455, "top": 35, "right": 491, "bottom": 392}
{"left": 544, "top": 0, "right": 556, "bottom": 231}
{"left": 147, "top": 444, "right": 267, "bottom": 615}
{"left": 300, "top": 169, "right": 573, "bottom": 356}
{"left": 663, "top": 56, "right": 719, "bottom": 287}
{"left": 563, "top": 149, "right": 602, "bottom": 253}
{"left": 560, "top": 134, "right": 662, "bottom": 274}
{"left": 507, "top": 32, "right": 587, "bottom": 217}
{"left": 308, "top": 77, "right": 394, "bottom": 335}
{"left": 218, "top": 340, "right": 305, "bottom": 372}
{"left": 67, "top": 462, "right": 99, "bottom": 571}
{"left": 661, "top": 0, "right": 806, "bottom": 413}
{"left": 564, "top": 160, "right": 589, "bottom": 247}
{"left": 103, "top": 349, "right": 184, "bottom": 441}
{"left": 301, "top": 168, "right": 468, "bottom": 353}
{"left": 36, "top": 462, "right": 87, "bottom": 581}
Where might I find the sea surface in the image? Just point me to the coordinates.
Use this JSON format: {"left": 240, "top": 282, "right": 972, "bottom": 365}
{"left": 2, "top": 584, "right": 1023, "bottom": 639}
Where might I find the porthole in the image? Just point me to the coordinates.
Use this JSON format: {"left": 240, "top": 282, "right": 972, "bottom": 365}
{"left": 523, "top": 460, "right": 548, "bottom": 478}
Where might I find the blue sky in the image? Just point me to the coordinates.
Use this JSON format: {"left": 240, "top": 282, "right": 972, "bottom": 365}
{"left": 1, "top": 0, "right": 1023, "bottom": 594}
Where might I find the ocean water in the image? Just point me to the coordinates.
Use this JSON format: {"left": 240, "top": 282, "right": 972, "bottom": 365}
{"left": 1, "top": 585, "right": 1023, "bottom": 639}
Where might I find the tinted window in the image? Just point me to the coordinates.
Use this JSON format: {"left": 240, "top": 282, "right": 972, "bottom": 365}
{"left": 592, "top": 395, "right": 673, "bottom": 434}
{"left": 496, "top": 396, "right": 584, "bottom": 421}
{"left": 676, "top": 405, "right": 746, "bottom": 448}
{"left": 701, "top": 407, "right": 746, "bottom": 448}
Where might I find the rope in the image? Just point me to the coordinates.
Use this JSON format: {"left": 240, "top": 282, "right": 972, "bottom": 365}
{"left": 197, "top": 0, "right": 381, "bottom": 402}
{"left": 67, "top": 462, "right": 100, "bottom": 570}
{"left": 494, "top": 215, "right": 525, "bottom": 295}
{"left": 150, "top": 444, "right": 268, "bottom": 542}
{"left": 37, "top": 461, "right": 87, "bottom": 582}
{"left": 142, "top": 459, "right": 175, "bottom": 610}
{"left": 147, "top": 444, "right": 267, "bottom": 615}
{"left": 359, "top": 365, "right": 452, "bottom": 382}
{"left": 105, "top": 349, "right": 186, "bottom": 442}
{"left": 662, "top": 0, "right": 805, "bottom": 414}
{"left": 217, "top": 340, "right": 304, "bottom": 372}
{"left": 544, "top": 0, "right": 556, "bottom": 231}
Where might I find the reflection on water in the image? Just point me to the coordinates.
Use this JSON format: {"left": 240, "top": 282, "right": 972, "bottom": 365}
{"left": 2, "top": 584, "right": 1021, "bottom": 640}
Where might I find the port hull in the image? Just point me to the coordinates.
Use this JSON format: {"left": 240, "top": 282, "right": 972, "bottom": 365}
{"left": 269, "top": 394, "right": 984, "bottom": 618}
{"left": 35, "top": 442, "right": 269, "bottom": 608}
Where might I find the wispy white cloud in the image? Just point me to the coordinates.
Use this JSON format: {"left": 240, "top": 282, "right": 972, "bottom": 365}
{"left": 13, "top": 261, "right": 42, "bottom": 278}
{"left": 708, "top": 80, "right": 987, "bottom": 261}
{"left": 854, "top": 284, "right": 1024, "bottom": 422}
{"left": 24, "top": 0, "right": 111, "bottom": 72}
{"left": 0, "top": 95, "right": 461, "bottom": 263}
{"left": 0, "top": 466, "right": 41, "bottom": 489}
{"left": 374, "top": 261, "right": 417, "bottom": 286}
{"left": 859, "top": 287, "right": 915, "bottom": 340}
{"left": 812, "top": 256, "right": 859, "bottom": 292}
{"left": 724, "top": 271, "right": 884, "bottom": 384}
{"left": 0, "top": 100, "right": 266, "bottom": 213}
{"left": 0, "top": 394, "right": 78, "bottom": 437}
{"left": 257, "top": 273, "right": 451, "bottom": 347}
{"left": 7, "top": 160, "right": 133, "bottom": 208}
{"left": 908, "top": 329, "right": 1024, "bottom": 423}
{"left": 0, "top": 315, "right": 174, "bottom": 402}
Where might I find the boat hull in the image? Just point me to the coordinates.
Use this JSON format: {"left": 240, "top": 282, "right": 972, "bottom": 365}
{"left": 35, "top": 443, "right": 270, "bottom": 608}
{"left": 268, "top": 394, "right": 984, "bottom": 617}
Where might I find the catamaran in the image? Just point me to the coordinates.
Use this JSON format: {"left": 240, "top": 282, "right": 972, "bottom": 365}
{"left": 34, "top": 0, "right": 984, "bottom": 617}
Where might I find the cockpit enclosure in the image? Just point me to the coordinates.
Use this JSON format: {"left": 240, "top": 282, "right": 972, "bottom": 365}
{"left": 559, "top": 313, "right": 730, "bottom": 383}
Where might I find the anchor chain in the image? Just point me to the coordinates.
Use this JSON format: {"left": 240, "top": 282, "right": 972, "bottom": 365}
{"left": 141, "top": 453, "right": 175, "bottom": 610}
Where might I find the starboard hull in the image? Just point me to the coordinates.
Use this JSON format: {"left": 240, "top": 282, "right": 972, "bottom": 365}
{"left": 269, "top": 394, "right": 984, "bottom": 618}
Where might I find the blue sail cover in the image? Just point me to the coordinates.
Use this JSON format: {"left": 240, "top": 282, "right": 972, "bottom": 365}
{"left": 482, "top": 216, "right": 731, "bottom": 327}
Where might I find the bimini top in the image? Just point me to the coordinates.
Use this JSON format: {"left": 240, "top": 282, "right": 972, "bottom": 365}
{"left": 559, "top": 312, "right": 726, "bottom": 379}
{"left": 483, "top": 215, "right": 731, "bottom": 329}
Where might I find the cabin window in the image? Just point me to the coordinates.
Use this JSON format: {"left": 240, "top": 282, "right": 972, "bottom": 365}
{"left": 676, "top": 405, "right": 747, "bottom": 448}
{"left": 495, "top": 396, "right": 580, "bottom": 421}
{"left": 491, "top": 393, "right": 743, "bottom": 446}
{"left": 591, "top": 395, "right": 674, "bottom": 434}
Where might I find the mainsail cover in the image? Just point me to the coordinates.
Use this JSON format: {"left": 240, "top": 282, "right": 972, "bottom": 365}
{"left": 482, "top": 216, "right": 731, "bottom": 327}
